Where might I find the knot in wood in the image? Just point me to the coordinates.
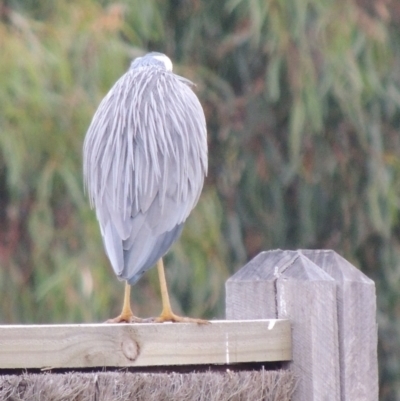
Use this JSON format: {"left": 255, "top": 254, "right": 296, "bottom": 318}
{"left": 121, "top": 337, "right": 139, "bottom": 361}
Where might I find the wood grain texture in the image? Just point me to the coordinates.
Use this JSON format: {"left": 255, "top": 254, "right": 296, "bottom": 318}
{"left": 0, "top": 320, "right": 291, "bottom": 369}
{"left": 226, "top": 250, "right": 295, "bottom": 320}
{"left": 276, "top": 252, "right": 340, "bottom": 401}
{"left": 226, "top": 249, "right": 341, "bottom": 401}
{"left": 301, "top": 250, "right": 378, "bottom": 401}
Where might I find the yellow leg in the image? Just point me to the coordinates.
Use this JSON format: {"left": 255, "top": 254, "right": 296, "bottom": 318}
{"left": 106, "top": 282, "right": 142, "bottom": 323}
{"left": 154, "top": 258, "right": 208, "bottom": 324}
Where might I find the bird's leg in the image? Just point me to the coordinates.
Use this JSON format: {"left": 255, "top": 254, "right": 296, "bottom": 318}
{"left": 154, "top": 258, "right": 208, "bottom": 324}
{"left": 106, "top": 282, "right": 143, "bottom": 323}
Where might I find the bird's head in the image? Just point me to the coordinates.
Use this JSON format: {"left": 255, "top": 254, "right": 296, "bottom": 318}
{"left": 130, "top": 52, "right": 173, "bottom": 72}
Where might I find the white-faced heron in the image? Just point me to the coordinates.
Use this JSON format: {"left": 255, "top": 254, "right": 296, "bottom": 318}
{"left": 83, "top": 52, "right": 207, "bottom": 323}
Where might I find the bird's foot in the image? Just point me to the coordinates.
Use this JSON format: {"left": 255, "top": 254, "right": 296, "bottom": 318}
{"left": 106, "top": 313, "right": 144, "bottom": 324}
{"left": 149, "top": 311, "right": 209, "bottom": 324}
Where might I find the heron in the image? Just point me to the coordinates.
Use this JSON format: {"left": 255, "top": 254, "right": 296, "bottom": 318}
{"left": 83, "top": 52, "right": 207, "bottom": 323}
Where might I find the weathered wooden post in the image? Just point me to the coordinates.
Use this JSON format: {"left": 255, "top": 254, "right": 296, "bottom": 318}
{"left": 301, "top": 250, "right": 378, "bottom": 400}
{"left": 226, "top": 249, "right": 378, "bottom": 401}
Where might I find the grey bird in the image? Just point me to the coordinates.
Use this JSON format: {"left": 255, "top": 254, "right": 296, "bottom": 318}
{"left": 83, "top": 52, "right": 207, "bottom": 323}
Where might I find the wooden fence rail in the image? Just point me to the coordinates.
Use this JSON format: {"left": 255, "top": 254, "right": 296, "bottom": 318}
{"left": 0, "top": 320, "right": 290, "bottom": 369}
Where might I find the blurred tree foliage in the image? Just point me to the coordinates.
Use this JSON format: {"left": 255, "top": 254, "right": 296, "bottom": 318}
{"left": 0, "top": 0, "right": 399, "bottom": 398}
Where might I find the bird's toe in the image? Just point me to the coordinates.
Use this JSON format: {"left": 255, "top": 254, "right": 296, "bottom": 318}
{"left": 105, "top": 314, "right": 143, "bottom": 324}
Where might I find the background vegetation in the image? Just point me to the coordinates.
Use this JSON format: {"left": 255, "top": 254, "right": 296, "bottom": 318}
{"left": 0, "top": 0, "right": 399, "bottom": 398}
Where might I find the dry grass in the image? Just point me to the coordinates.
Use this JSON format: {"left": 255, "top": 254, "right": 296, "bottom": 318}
{"left": 0, "top": 369, "right": 295, "bottom": 401}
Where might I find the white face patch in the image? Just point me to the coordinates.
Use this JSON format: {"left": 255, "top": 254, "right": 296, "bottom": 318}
{"left": 153, "top": 54, "right": 173, "bottom": 72}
